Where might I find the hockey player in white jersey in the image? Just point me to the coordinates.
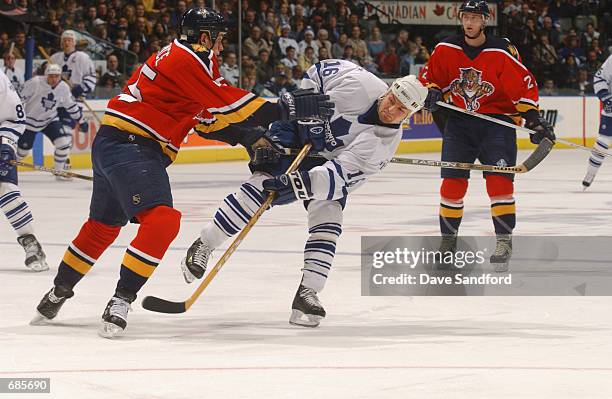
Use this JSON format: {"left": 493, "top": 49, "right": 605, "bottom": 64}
{"left": 181, "top": 60, "right": 427, "bottom": 327}
{"left": 0, "top": 69, "right": 48, "bottom": 271}
{"left": 3, "top": 49, "right": 25, "bottom": 93}
{"left": 50, "top": 30, "right": 97, "bottom": 99}
{"left": 582, "top": 54, "right": 612, "bottom": 189}
{"left": 16, "top": 64, "right": 82, "bottom": 180}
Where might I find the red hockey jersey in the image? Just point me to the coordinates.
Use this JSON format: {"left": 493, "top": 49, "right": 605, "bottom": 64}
{"left": 418, "top": 35, "right": 539, "bottom": 118}
{"left": 102, "top": 39, "right": 268, "bottom": 161}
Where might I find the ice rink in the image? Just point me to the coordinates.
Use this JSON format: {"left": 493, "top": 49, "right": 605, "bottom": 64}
{"left": 1, "top": 149, "right": 611, "bottom": 398}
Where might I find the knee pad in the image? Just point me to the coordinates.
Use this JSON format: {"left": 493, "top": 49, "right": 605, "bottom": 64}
{"left": 73, "top": 218, "right": 121, "bottom": 259}
{"left": 53, "top": 135, "right": 73, "bottom": 152}
{"left": 135, "top": 205, "right": 182, "bottom": 244}
{"left": 440, "top": 178, "right": 468, "bottom": 201}
{"left": 486, "top": 175, "right": 514, "bottom": 199}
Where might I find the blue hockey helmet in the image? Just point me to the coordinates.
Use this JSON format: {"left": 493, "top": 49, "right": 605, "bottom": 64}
{"left": 459, "top": 0, "right": 490, "bottom": 17}
{"left": 179, "top": 7, "right": 228, "bottom": 44}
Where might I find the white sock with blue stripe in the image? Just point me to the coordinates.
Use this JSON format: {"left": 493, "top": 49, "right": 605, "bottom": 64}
{"left": 200, "top": 173, "right": 269, "bottom": 249}
{"left": 0, "top": 183, "right": 34, "bottom": 236}
{"left": 585, "top": 134, "right": 612, "bottom": 185}
{"left": 302, "top": 200, "right": 343, "bottom": 293}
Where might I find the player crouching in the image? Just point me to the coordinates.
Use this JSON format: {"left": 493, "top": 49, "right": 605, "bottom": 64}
{"left": 181, "top": 61, "right": 427, "bottom": 327}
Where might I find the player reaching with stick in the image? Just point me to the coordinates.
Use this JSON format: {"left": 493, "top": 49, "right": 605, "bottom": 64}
{"left": 31, "top": 8, "right": 334, "bottom": 338}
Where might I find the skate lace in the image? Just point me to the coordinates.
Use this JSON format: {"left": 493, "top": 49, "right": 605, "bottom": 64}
{"left": 299, "top": 287, "right": 321, "bottom": 308}
{"left": 193, "top": 241, "right": 211, "bottom": 267}
{"left": 109, "top": 298, "right": 131, "bottom": 319}
{"left": 493, "top": 240, "right": 511, "bottom": 256}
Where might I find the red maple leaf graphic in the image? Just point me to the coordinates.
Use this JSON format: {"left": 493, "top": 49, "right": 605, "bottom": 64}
{"left": 433, "top": 4, "right": 445, "bottom": 16}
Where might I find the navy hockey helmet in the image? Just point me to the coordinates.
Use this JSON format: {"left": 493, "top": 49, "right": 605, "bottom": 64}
{"left": 459, "top": 0, "right": 490, "bottom": 17}
{"left": 179, "top": 7, "right": 228, "bottom": 44}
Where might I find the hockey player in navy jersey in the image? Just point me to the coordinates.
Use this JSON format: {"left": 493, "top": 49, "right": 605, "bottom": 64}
{"left": 582, "top": 54, "right": 612, "bottom": 189}
{"left": 180, "top": 60, "right": 428, "bottom": 327}
{"left": 17, "top": 64, "right": 83, "bottom": 181}
{"left": 0, "top": 69, "right": 48, "bottom": 272}
{"left": 419, "top": 0, "right": 555, "bottom": 271}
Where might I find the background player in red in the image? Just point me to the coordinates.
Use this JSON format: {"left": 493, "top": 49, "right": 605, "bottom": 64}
{"left": 30, "top": 7, "right": 334, "bottom": 338}
{"left": 419, "top": 0, "right": 555, "bottom": 271}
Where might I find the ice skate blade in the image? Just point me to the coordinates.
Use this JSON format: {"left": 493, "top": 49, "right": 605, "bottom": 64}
{"left": 98, "top": 321, "right": 125, "bottom": 339}
{"left": 26, "top": 260, "right": 49, "bottom": 272}
{"left": 180, "top": 258, "right": 196, "bottom": 284}
{"left": 30, "top": 312, "right": 52, "bottom": 326}
{"left": 289, "top": 309, "right": 323, "bottom": 328}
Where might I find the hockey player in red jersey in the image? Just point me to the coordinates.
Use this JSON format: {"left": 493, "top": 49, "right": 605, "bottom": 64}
{"left": 419, "top": 0, "right": 555, "bottom": 271}
{"left": 30, "top": 7, "right": 334, "bottom": 338}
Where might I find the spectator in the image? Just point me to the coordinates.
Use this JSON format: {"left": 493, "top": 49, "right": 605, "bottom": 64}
{"left": 377, "top": 43, "right": 399, "bottom": 75}
{"left": 98, "top": 54, "right": 126, "bottom": 89}
{"left": 0, "top": 0, "right": 17, "bottom": 12}
{"left": 278, "top": 2, "right": 291, "bottom": 26}
{"left": 519, "top": 17, "right": 538, "bottom": 66}
{"left": 315, "top": 29, "right": 332, "bottom": 56}
{"left": 326, "top": 16, "right": 341, "bottom": 43}
{"left": 585, "top": 50, "right": 602, "bottom": 80}
{"left": 243, "top": 9, "right": 258, "bottom": 40}
{"left": 298, "top": 46, "right": 318, "bottom": 70}
{"left": 263, "top": 71, "right": 297, "bottom": 96}
{"left": 559, "top": 34, "right": 585, "bottom": 62}
{"left": 539, "top": 16, "right": 560, "bottom": 48}
{"left": 277, "top": 24, "right": 298, "bottom": 56}
{"left": 332, "top": 33, "right": 348, "bottom": 59}
{"left": 318, "top": 46, "right": 330, "bottom": 61}
{"left": 281, "top": 45, "right": 298, "bottom": 68}
{"left": 575, "top": 69, "right": 593, "bottom": 95}
{"left": 532, "top": 33, "right": 558, "bottom": 82}
{"left": 559, "top": 54, "right": 579, "bottom": 88}
{"left": 348, "top": 26, "right": 368, "bottom": 58}
{"left": 298, "top": 28, "right": 318, "bottom": 55}
{"left": 355, "top": 46, "right": 378, "bottom": 75}
{"left": 342, "top": 44, "right": 359, "bottom": 65}
{"left": 540, "top": 79, "right": 558, "bottom": 96}
{"left": 220, "top": 51, "right": 239, "bottom": 86}
{"left": 256, "top": 48, "right": 274, "bottom": 84}
{"left": 292, "top": 64, "right": 304, "bottom": 87}
{"left": 244, "top": 26, "right": 270, "bottom": 59}
{"left": 10, "top": 31, "right": 26, "bottom": 59}
{"left": 413, "top": 36, "right": 430, "bottom": 64}
{"left": 581, "top": 23, "right": 600, "bottom": 51}
{"left": 367, "top": 26, "right": 385, "bottom": 59}
{"left": 262, "top": 26, "right": 279, "bottom": 60}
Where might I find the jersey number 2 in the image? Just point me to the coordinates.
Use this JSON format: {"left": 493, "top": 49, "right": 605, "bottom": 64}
{"left": 120, "top": 64, "right": 157, "bottom": 102}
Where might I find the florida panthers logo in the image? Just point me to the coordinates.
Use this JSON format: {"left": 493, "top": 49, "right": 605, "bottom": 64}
{"left": 449, "top": 67, "right": 494, "bottom": 111}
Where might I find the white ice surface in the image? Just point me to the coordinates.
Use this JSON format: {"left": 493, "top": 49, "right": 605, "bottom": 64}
{"left": 1, "top": 149, "right": 611, "bottom": 398}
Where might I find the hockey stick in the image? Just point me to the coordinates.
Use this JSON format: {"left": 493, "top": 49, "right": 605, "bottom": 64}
{"left": 8, "top": 159, "right": 93, "bottom": 181}
{"left": 142, "top": 144, "right": 313, "bottom": 314}
{"left": 37, "top": 46, "right": 102, "bottom": 125}
{"left": 391, "top": 137, "right": 553, "bottom": 174}
{"left": 436, "top": 101, "right": 612, "bottom": 158}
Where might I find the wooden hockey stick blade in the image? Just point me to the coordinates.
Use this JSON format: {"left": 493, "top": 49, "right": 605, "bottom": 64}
{"left": 391, "top": 138, "right": 553, "bottom": 174}
{"left": 10, "top": 160, "right": 94, "bottom": 181}
{"left": 141, "top": 144, "right": 313, "bottom": 314}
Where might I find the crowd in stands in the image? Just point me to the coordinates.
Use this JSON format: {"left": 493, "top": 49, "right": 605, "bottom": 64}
{"left": 0, "top": 0, "right": 610, "bottom": 97}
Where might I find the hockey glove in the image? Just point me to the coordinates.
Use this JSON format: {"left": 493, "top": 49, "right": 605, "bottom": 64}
{"left": 0, "top": 142, "right": 16, "bottom": 175}
{"left": 424, "top": 87, "right": 443, "bottom": 112}
{"left": 278, "top": 88, "right": 335, "bottom": 123}
{"left": 262, "top": 171, "right": 313, "bottom": 206}
{"left": 298, "top": 121, "right": 328, "bottom": 152}
{"left": 71, "top": 84, "right": 85, "bottom": 99}
{"left": 525, "top": 111, "right": 556, "bottom": 144}
{"left": 597, "top": 90, "right": 612, "bottom": 114}
{"left": 79, "top": 120, "right": 89, "bottom": 135}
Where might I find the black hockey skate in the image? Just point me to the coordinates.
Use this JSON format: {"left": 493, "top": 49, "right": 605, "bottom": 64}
{"left": 289, "top": 284, "right": 326, "bottom": 328}
{"left": 30, "top": 285, "right": 74, "bottom": 325}
{"left": 181, "top": 238, "right": 213, "bottom": 284}
{"left": 99, "top": 290, "right": 135, "bottom": 339}
{"left": 17, "top": 234, "right": 49, "bottom": 272}
{"left": 490, "top": 235, "right": 512, "bottom": 272}
{"left": 436, "top": 234, "right": 458, "bottom": 270}
{"left": 55, "top": 158, "right": 73, "bottom": 182}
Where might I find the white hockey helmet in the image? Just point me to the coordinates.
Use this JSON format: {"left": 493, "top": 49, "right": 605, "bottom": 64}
{"left": 389, "top": 75, "right": 428, "bottom": 117}
{"left": 61, "top": 30, "right": 77, "bottom": 41}
{"left": 45, "top": 63, "right": 62, "bottom": 76}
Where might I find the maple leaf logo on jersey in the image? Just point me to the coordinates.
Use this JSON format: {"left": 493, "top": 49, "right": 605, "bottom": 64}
{"left": 449, "top": 67, "right": 494, "bottom": 111}
{"left": 41, "top": 92, "right": 56, "bottom": 111}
